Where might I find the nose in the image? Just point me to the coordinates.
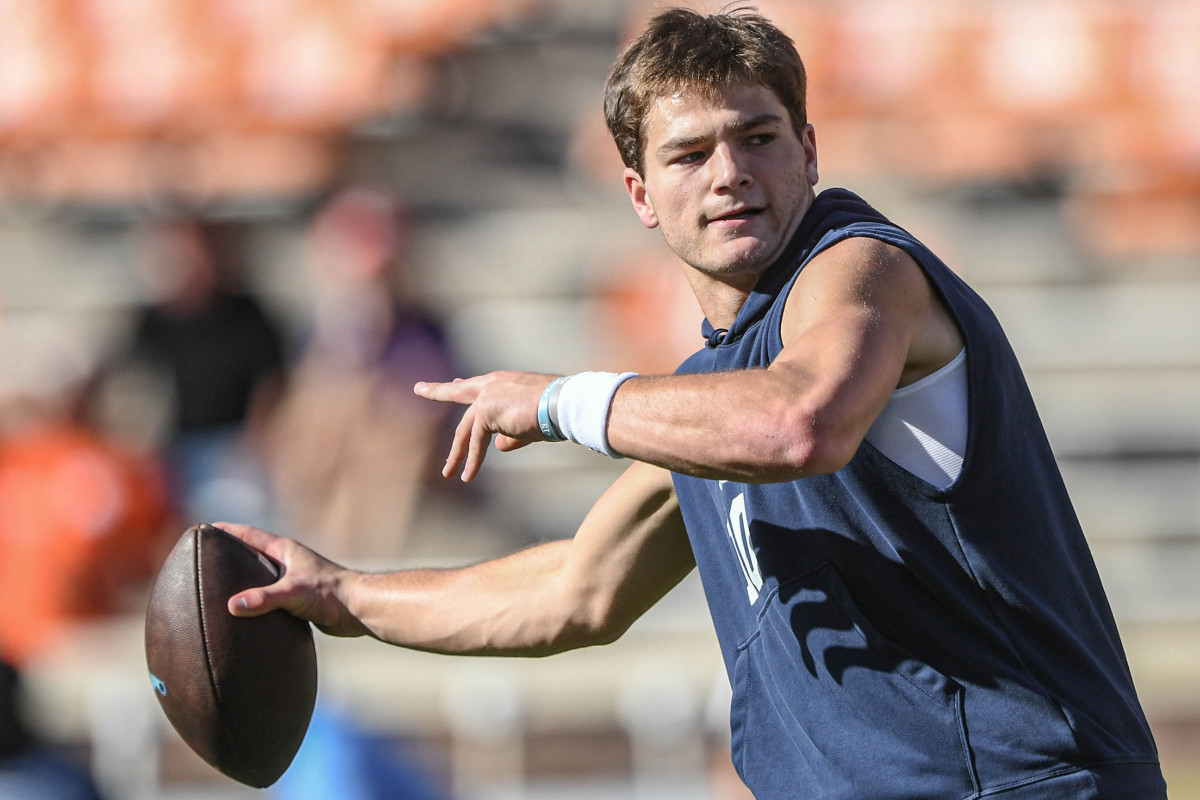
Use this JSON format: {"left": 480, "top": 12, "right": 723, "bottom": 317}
{"left": 710, "top": 143, "right": 752, "bottom": 193}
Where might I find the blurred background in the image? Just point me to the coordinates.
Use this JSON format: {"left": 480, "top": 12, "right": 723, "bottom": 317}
{"left": 0, "top": 0, "right": 1197, "bottom": 798}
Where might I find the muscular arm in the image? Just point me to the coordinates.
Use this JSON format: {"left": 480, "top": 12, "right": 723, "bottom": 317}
{"left": 226, "top": 461, "right": 694, "bottom": 657}
{"left": 418, "top": 238, "right": 961, "bottom": 483}
{"left": 608, "top": 238, "right": 959, "bottom": 481}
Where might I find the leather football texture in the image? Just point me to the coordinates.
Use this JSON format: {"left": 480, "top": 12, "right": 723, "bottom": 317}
{"left": 145, "top": 523, "right": 317, "bottom": 787}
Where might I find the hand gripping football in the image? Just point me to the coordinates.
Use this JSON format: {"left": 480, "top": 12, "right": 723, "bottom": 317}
{"left": 145, "top": 523, "right": 317, "bottom": 787}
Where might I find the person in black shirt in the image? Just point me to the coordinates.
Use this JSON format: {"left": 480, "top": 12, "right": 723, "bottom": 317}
{"left": 126, "top": 216, "right": 285, "bottom": 525}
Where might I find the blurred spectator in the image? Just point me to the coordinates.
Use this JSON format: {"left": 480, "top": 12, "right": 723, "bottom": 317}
{"left": 0, "top": 401, "right": 173, "bottom": 666}
{"left": 267, "top": 188, "right": 459, "bottom": 560}
{"left": 0, "top": 659, "right": 106, "bottom": 800}
{"left": 120, "top": 216, "right": 286, "bottom": 527}
{"left": 0, "top": 263, "right": 175, "bottom": 667}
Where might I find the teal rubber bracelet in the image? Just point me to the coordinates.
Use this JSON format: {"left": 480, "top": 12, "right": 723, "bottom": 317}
{"left": 538, "top": 377, "right": 568, "bottom": 441}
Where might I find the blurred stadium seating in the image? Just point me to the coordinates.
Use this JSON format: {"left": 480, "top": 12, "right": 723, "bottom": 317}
{"left": 0, "top": 0, "right": 1197, "bottom": 798}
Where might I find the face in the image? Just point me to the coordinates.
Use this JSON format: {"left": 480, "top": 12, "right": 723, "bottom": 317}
{"left": 624, "top": 82, "right": 818, "bottom": 282}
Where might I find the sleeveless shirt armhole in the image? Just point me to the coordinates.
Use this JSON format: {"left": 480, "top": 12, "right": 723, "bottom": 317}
{"left": 864, "top": 349, "right": 968, "bottom": 490}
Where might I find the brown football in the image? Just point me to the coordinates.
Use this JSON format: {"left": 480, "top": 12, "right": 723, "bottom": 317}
{"left": 144, "top": 523, "right": 317, "bottom": 787}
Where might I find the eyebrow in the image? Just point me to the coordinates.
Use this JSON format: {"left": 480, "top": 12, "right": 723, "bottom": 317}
{"left": 655, "top": 113, "right": 785, "bottom": 158}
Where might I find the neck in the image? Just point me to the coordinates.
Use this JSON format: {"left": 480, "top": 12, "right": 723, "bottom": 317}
{"left": 681, "top": 267, "right": 760, "bottom": 330}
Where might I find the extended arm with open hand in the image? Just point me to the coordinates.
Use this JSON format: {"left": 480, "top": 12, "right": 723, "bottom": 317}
{"left": 225, "top": 461, "right": 694, "bottom": 657}
{"left": 416, "top": 239, "right": 960, "bottom": 484}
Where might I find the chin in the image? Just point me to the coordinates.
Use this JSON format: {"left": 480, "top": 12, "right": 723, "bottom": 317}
{"left": 677, "top": 234, "right": 779, "bottom": 276}
{"left": 713, "top": 243, "right": 776, "bottom": 274}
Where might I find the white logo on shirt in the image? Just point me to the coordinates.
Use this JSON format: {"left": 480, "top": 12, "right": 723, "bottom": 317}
{"left": 725, "top": 492, "right": 762, "bottom": 604}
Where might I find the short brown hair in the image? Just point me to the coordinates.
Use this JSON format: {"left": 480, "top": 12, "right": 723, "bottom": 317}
{"left": 603, "top": 6, "right": 807, "bottom": 176}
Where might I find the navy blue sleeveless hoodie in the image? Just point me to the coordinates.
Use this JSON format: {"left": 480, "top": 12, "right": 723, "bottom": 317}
{"left": 673, "top": 189, "right": 1164, "bottom": 799}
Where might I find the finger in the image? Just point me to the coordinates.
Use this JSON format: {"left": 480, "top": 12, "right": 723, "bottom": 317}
{"left": 414, "top": 378, "right": 479, "bottom": 404}
{"left": 443, "top": 405, "right": 476, "bottom": 478}
{"left": 212, "top": 522, "right": 289, "bottom": 563}
{"left": 461, "top": 414, "right": 493, "bottom": 483}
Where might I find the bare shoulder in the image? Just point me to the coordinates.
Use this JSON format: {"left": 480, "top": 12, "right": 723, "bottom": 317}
{"left": 794, "top": 236, "right": 929, "bottom": 305}
{"left": 783, "top": 236, "right": 963, "bottom": 383}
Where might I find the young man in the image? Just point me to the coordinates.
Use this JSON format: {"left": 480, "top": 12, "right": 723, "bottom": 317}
{"left": 226, "top": 9, "right": 1166, "bottom": 799}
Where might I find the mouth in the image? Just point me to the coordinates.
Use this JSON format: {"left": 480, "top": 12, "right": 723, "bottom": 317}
{"left": 705, "top": 207, "right": 763, "bottom": 226}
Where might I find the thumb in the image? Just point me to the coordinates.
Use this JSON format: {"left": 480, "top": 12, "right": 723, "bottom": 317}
{"left": 228, "top": 583, "right": 286, "bottom": 618}
{"left": 495, "top": 434, "right": 533, "bottom": 452}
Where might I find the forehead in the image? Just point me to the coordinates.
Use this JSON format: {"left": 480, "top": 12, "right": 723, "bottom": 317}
{"left": 643, "top": 82, "right": 787, "bottom": 147}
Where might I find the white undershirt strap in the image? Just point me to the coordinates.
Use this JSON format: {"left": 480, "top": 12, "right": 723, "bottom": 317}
{"left": 863, "top": 349, "right": 968, "bottom": 489}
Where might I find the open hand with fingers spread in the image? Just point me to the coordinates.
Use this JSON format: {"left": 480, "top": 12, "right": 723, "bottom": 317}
{"left": 413, "top": 371, "right": 559, "bottom": 482}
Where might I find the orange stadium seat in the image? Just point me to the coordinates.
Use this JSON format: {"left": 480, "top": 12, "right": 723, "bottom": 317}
{"left": 1061, "top": 0, "right": 1200, "bottom": 257}
{"left": 820, "top": 1, "right": 1008, "bottom": 180}
{"left": 0, "top": 0, "right": 84, "bottom": 141}
{"left": 374, "top": 0, "right": 541, "bottom": 57}
{"left": 77, "top": 0, "right": 234, "bottom": 137}
{"left": 0, "top": 0, "right": 451, "bottom": 203}
{"left": 216, "top": 0, "right": 391, "bottom": 132}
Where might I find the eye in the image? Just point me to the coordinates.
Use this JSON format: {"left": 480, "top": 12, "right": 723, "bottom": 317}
{"left": 673, "top": 150, "right": 706, "bottom": 166}
{"left": 746, "top": 132, "right": 776, "bottom": 146}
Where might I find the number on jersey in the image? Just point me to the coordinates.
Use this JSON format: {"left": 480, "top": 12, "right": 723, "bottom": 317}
{"left": 726, "top": 492, "right": 763, "bottom": 603}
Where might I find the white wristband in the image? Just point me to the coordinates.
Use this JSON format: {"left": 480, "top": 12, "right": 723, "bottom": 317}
{"left": 554, "top": 371, "right": 638, "bottom": 458}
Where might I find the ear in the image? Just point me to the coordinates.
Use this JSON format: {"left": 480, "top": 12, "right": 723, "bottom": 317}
{"left": 623, "top": 167, "right": 659, "bottom": 229}
{"left": 801, "top": 124, "right": 819, "bottom": 187}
